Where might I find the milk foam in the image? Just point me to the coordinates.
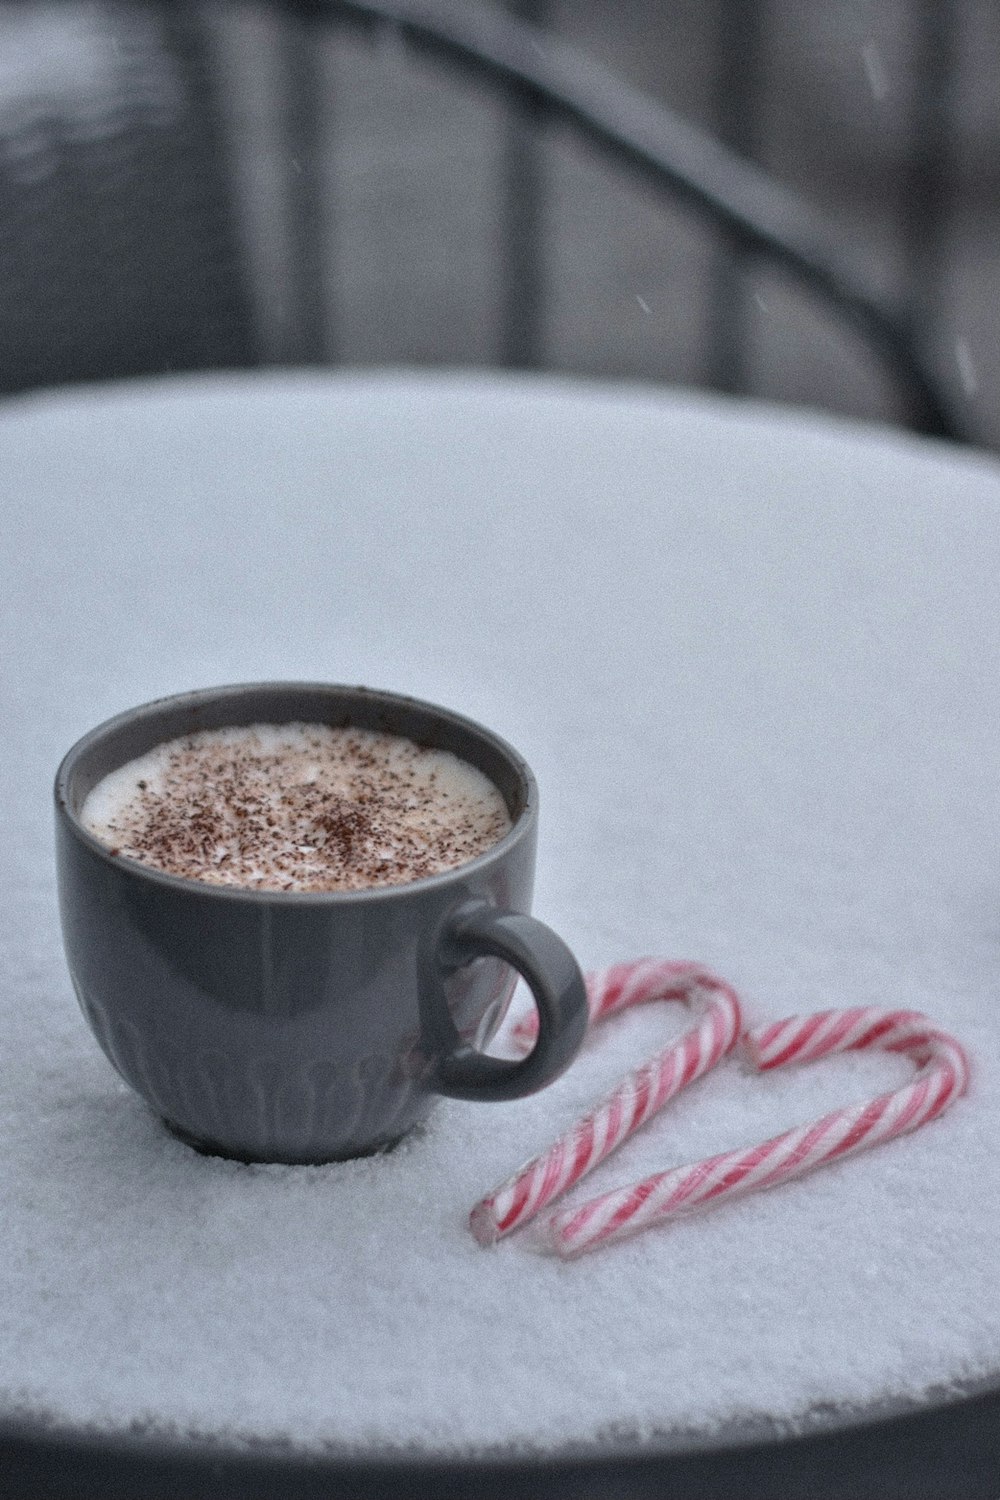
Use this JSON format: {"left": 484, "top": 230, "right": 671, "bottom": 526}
{"left": 80, "top": 723, "right": 513, "bottom": 891}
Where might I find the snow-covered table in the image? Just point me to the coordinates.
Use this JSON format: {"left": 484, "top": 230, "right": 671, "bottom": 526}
{"left": 2, "top": 370, "right": 999, "bottom": 1498}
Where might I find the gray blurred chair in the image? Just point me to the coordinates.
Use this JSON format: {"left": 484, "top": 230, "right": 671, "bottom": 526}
{"left": 0, "top": 0, "right": 966, "bottom": 440}
{"left": 0, "top": 3, "right": 256, "bottom": 390}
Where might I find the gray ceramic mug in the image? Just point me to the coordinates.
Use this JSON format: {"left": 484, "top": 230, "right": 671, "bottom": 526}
{"left": 54, "top": 683, "right": 588, "bottom": 1163}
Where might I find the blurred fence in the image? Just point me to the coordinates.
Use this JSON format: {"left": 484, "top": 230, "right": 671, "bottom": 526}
{"left": 1, "top": 0, "right": 996, "bottom": 446}
{"left": 209, "top": 0, "right": 997, "bottom": 445}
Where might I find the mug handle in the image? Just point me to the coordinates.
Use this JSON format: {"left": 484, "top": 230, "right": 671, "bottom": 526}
{"left": 432, "top": 902, "right": 588, "bottom": 1102}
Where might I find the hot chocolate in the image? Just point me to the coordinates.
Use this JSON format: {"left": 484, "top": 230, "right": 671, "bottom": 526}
{"left": 80, "top": 723, "right": 513, "bottom": 892}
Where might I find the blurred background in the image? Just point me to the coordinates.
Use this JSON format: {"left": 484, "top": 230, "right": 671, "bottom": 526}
{"left": 0, "top": 0, "right": 996, "bottom": 448}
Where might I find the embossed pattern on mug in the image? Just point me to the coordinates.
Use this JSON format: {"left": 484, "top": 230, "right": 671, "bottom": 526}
{"left": 74, "top": 974, "right": 432, "bottom": 1159}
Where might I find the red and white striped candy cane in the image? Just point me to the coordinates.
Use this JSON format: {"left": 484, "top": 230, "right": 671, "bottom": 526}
{"left": 545, "top": 1007, "right": 970, "bottom": 1258}
{"left": 469, "top": 960, "right": 743, "bottom": 1246}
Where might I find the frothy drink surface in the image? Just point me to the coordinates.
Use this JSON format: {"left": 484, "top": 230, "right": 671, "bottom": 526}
{"left": 80, "top": 724, "right": 513, "bottom": 892}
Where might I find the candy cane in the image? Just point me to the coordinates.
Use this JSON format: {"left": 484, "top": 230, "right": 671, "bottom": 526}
{"left": 469, "top": 960, "right": 743, "bottom": 1246}
{"left": 545, "top": 1007, "right": 970, "bottom": 1258}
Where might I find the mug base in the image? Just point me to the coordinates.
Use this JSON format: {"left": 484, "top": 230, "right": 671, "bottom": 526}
{"left": 160, "top": 1116, "right": 411, "bottom": 1165}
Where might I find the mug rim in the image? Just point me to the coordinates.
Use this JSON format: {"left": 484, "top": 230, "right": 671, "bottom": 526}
{"left": 54, "top": 681, "right": 537, "bottom": 906}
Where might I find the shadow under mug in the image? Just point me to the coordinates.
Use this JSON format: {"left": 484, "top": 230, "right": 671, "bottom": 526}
{"left": 54, "top": 682, "right": 588, "bottom": 1164}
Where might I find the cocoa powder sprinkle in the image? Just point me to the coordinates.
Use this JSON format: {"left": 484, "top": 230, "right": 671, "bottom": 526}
{"left": 81, "top": 724, "right": 512, "bottom": 892}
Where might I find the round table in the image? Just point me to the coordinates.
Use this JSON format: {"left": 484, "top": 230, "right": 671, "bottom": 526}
{"left": 2, "top": 370, "right": 999, "bottom": 1498}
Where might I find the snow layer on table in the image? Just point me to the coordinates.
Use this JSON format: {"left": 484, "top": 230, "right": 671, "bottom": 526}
{"left": 2, "top": 370, "right": 999, "bottom": 1453}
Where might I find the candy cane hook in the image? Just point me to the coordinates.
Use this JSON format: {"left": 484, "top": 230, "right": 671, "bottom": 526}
{"left": 470, "top": 960, "right": 743, "bottom": 1245}
{"left": 545, "top": 1007, "right": 970, "bottom": 1258}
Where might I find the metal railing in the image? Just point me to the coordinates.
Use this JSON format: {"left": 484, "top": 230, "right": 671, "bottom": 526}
{"left": 278, "top": 0, "right": 964, "bottom": 440}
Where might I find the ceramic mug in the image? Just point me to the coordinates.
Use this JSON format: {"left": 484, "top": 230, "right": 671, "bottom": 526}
{"left": 54, "top": 683, "right": 588, "bottom": 1163}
